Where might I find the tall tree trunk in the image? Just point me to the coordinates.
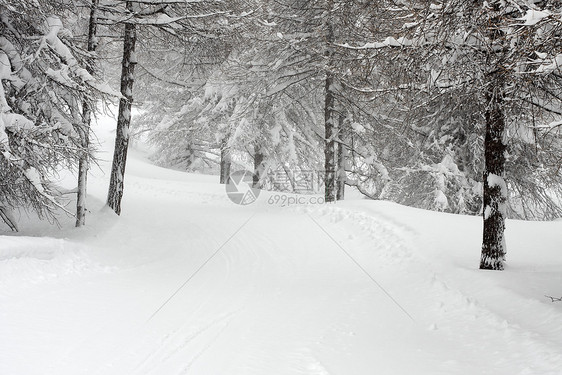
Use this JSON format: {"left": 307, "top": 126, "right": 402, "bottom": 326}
{"left": 253, "top": 144, "right": 265, "bottom": 188}
{"left": 76, "top": 0, "right": 99, "bottom": 227}
{"left": 107, "top": 1, "right": 136, "bottom": 215}
{"left": 324, "top": 75, "right": 336, "bottom": 203}
{"left": 336, "top": 112, "right": 346, "bottom": 200}
{"left": 480, "top": 72, "right": 507, "bottom": 270}
{"left": 219, "top": 136, "right": 231, "bottom": 184}
{"left": 480, "top": 5, "right": 507, "bottom": 270}
{"left": 324, "top": 0, "right": 337, "bottom": 203}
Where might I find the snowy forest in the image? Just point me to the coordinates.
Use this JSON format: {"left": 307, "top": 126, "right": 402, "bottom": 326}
{"left": 2, "top": 1, "right": 562, "bottom": 374}
{"left": 2, "top": 0, "right": 561, "bottom": 267}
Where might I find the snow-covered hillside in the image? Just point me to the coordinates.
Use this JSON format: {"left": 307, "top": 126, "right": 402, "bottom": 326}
{"left": 1, "top": 117, "right": 561, "bottom": 375}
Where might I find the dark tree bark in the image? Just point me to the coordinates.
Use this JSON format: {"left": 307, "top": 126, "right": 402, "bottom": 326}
{"left": 324, "top": 0, "right": 337, "bottom": 203}
{"left": 480, "top": 72, "right": 507, "bottom": 270}
{"left": 253, "top": 144, "right": 265, "bottom": 188}
{"left": 76, "top": 0, "right": 99, "bottom": 227}
{"left": 107, "top": 1, "right": 137, "bottom": 215}
{"left": 324, "top": 75, "right": 336, "bottom": 202}
{"left": 336, "top": 112, "right": 346, "bottom": 201}
{"left": 219, "top": 136, "right": 231, "bottom": 184}
{"left": 480, "top": 5, "right": 507, "bottom": 270}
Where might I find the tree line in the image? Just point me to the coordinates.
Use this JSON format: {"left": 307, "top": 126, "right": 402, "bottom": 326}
{"left": 1, "top": 0, "right": 561, "bottom": 270}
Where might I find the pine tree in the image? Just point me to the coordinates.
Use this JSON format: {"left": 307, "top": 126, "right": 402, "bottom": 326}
{"left": 0, "top": 0, "right": 108, "bottom": 229}
{"left": 342, "top": 0, "right": 562, "bottom": 269}
{"left": 103, "top": 0, "right": 251, "bottom": 213}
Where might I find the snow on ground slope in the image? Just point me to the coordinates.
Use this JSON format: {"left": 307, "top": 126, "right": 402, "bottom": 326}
{"left": 1, "top": 116, "right": 561, "bottom": 375}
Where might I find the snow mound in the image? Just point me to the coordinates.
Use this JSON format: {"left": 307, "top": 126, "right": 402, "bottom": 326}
{"left": 0, "top": 236, "right": 107, "bottom": 291}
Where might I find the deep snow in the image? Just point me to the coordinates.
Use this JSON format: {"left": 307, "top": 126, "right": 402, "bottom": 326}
{"left": 1, "top": 116, "right": 561, "bottom": 375}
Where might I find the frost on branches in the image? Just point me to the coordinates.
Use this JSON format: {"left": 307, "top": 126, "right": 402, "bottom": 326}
{"left": 0, "top": 3, "right": 103, "bottom": 229}
{"left": 330, "top": 0, "right": 562, "bottom": 270}
{"left": 134, "top": 8, "right": 326, "bottom": 189}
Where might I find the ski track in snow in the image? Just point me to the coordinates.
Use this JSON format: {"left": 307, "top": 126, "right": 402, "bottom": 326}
{"left": 299, "top": 204, "right": 562, "bottom": 374}
{"left": 1, "top": 143, "right": 562, "bottom": 374}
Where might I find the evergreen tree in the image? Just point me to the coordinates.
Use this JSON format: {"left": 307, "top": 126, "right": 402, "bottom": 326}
{"left": 340, "top": 0, "right": 562, "bottom": 269}
{"left": 101, "top": 0, "right": 251, "bottom": 214}
{"left": 0, "top": 0, "right": 109, "bottom": 229}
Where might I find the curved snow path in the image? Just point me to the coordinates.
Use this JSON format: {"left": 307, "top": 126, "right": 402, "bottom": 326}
{"left": 44, "top": 204, "right": 423, "bottom": 375}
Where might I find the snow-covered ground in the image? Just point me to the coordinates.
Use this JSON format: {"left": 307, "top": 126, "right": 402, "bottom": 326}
{"left": 1, "top": 116, "right": 561, "bottom": 375}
